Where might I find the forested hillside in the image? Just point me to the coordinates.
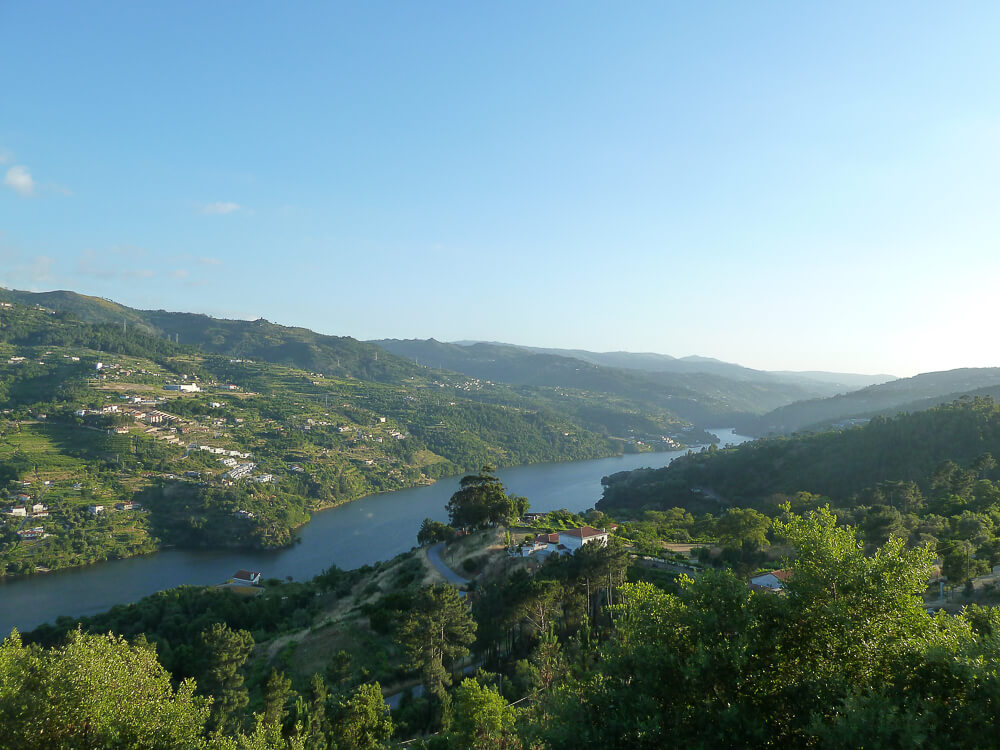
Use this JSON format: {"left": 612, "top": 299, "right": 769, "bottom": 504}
{"left": 375, "top": 338, "right": 828, "bottom": 424}
{"left": 0, "top": 287, "right": 426, "bottom": 384}
{"left": 0, "top": 301, "right": 691, "bottom": 577}
{"left": 740, "top": 367, "right": 1000, "bottom": 435}
{"left": 9, "top": 506, "right": 1000, "bottom": 749}
{"left": 601, "top": 397, "right": 1000, "bottom": 513}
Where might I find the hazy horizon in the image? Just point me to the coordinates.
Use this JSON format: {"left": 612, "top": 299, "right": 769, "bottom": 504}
{"left": 3, "top": 3, "right": 998, "bottom": 377}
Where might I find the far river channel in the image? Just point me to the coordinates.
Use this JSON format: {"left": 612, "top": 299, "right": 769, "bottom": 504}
{"left": 0, "top": 428, "right": 751, "bottom": 633}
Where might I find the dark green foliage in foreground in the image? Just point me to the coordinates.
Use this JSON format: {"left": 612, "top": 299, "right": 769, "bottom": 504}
{"left": 399, "top": 585, "right": 477, "bottom": 703}
{"left": 14, "top": 510, "right": 1000, "bottom": 747}
{"left": 531, "top": 509, "right": 1000, "bottom": 749}
{"left": 0, "top": 627, "right": 394, "bottom": 749}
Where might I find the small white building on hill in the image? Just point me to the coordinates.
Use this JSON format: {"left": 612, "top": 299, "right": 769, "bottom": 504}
{"left": 232, "top": 569, "right": 262, "bottom": 585}
{"left": 520, "top": 526, "right": 610, "bottom": 557}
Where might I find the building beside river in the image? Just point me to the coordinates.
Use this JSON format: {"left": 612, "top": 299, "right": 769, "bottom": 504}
{"left": 521, "top": 526, "right": 609, "bottom": 557}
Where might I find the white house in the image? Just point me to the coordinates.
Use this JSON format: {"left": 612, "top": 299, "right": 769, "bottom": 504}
{"left": 232, "top": 569, "right": 262, "bottom": 585}
{"left": 164, "top": 383, "right": 201, "bottom": 393}
{"left": 30, "top": 503, "right": 47, "bottom": 514}
{"left": 750, "top": 570, "right": 793, "bottom": 591}
{"left": 521, "top": 532, "right": 561, "bottom": 557}
{"left": 87, "top": 504, "right": 104, "bottom": 515}
{"left": 557, "top": 526, "right": 610, "bottom": 553}
{"left": 7, "top": 506, "right": 27, "bottom": 517}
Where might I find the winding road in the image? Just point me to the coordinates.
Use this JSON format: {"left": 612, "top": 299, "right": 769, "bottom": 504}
{"left": 426, "top": 542, "right": 470, "bottom": 585}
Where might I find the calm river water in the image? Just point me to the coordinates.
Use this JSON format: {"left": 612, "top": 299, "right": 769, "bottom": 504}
{"left": 0, "top": 428, "right": 750, "bottom": 633}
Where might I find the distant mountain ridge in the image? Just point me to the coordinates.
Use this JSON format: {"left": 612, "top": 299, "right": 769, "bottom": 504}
{"left": 372, "top": 338, "right": 869, "bottom": 424}
{"left": 742, "top": 367, "right": 1000, "bottom": 435}
{"left": 0, "top": 288, "right": 424, "bottom": 384}
{"left": 448, "top": 341, "right": 894, "bottom": 391}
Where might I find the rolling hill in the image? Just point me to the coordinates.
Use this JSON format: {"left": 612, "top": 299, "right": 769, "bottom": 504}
{"left": 373, "top": 338, "right": 855, "bottom": 424}
{"left": 741, "top": 367, "right": 1000, "bottom": 435}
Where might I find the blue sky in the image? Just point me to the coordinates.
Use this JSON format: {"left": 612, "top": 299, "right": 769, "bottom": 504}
{"left": 2, "top": 2, "right": 999, "bottom": 377}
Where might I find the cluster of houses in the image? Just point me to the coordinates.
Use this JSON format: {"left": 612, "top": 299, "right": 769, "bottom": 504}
{"left": 5, "top": 501, "right": 48, "bottom": 518}
{"left": 225, "top": 462, "right": 256, "bottom": 480}
{"left": 195, "top": 445, "right": 251, "bottom": 459}
{"left": 519, "top": 525, "right": 611, "bottom": 557}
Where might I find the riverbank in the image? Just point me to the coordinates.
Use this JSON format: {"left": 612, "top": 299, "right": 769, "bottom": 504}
{"left": 0, "top": 438, "right": 700, "bottom": 583}
{"left": 0, "top": 428, "right": 751, "bottom": 633}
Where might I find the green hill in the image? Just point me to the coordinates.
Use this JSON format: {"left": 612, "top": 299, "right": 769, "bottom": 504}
{"left": 739, "top": 367, "right": 1000, "bottom": 435}
{"left": 373, "top": 338, "right": 828, "bottom": 424}
{"left": 0, "top": 301, "right": 636, "bottom": 577}
{"left": 599, "top": 395, "right": 1000, "bottom": 514}
{"left": 0, "top": 288, "right": 426, "bottom": 384}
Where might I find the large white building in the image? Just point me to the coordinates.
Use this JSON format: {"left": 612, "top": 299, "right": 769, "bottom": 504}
{"left": 521, "top": 526, "right": 610, "bottom": 557}
{"left": 558, "top": 526, "right": 609, "bottom": 552}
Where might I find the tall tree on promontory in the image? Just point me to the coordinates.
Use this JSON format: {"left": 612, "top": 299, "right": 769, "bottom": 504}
{"left": 446, "top": 467, "right": 528, "bottom": 530}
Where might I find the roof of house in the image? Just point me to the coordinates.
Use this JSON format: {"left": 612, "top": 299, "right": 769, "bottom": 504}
{"left": 751, "top": 569, "right": 793, "bottom": 583}
{"left": 534, "top": 533, "right": 559, "bottom": 544}
{"left": 233, "top": 569, "right": 261, "bottom": 579}
{"left": 561, "top": 526, "right": 608, "bottom": 539}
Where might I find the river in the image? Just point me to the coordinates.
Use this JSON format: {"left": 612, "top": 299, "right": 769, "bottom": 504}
{"left": 0, "top": 428, "right": 751, "bottom": 633}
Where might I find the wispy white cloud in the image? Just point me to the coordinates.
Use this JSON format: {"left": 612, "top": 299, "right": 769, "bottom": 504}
{"left": 109, "top": 245, "right": 149, "bottom": 259}
{"left": 198, "top": 256, "right": 222, "bottom": 265}
{"left": 0, "top": 149, "right": 11, "bottom": 165}
{"left": 4, "top": 166, "right": 35, "bottom": 196}
{"left": 76, "top": 248, "right": 155, "bottom": 281}
{"left": 170, "top": 268, "right": 190, "bottom": 279}
{"left": 200, "top": 201, "right": 242, "bottom": 215}
{"left": 0, "top": 247, "right": 56, "bottom": 287}
{"left": 121, "top": 268, "right": 156, "bottom": 280}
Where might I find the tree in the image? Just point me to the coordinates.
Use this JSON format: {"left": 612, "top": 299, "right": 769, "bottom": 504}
{"left": 263, "top": 668, "right": 294, "bottom": 727}
{"left": 198, "top": 622, "right": 254, "bottom": 734}
{"left": 0, "top": 628, "right": 211, "bottom": 749}
{"left": 539, "top": 508, "right": 943, "bottom": 749}
{"left": 715, "top": 507, "right": 770, "bottom": 549}
{"left": 399, "top": 585, "right": 477, "bottom": 703}
{"left": 417, "top": 518, "right": 457, "bottom": 546}
{"left": 297, "top": 674, "right": 330, "bottom": 750}
{"left": 331, "top": 682, "right": 393, "bottom": 750}
{"left": 446, "top": 467, "right": 524, "bottom": 530}
{"left": 447, "top": 678, "right": 522, "bottom": 750}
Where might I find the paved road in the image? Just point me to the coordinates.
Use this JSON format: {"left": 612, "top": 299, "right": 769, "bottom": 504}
{"left": 427, "top": 542, "right": 470, "bottom": 585}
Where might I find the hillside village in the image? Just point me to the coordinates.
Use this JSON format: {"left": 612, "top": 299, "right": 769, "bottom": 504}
{"left": 0, "top": 300, "right": 641, "bottom": 577}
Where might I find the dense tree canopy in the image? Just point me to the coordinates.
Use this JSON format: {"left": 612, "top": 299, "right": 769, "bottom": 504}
{"left": 446, "top": 467, "right": 528, "bottom": 530}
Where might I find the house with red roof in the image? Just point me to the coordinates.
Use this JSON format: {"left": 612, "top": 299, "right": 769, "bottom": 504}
{"left": 232, "top": 569, "right": 262, "bottom": 585}
{"left": 558, "top": 526, "right": 609, "bottom": 553}
{"left": 521, "top": 527, "right": 610, "bottom": 556}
